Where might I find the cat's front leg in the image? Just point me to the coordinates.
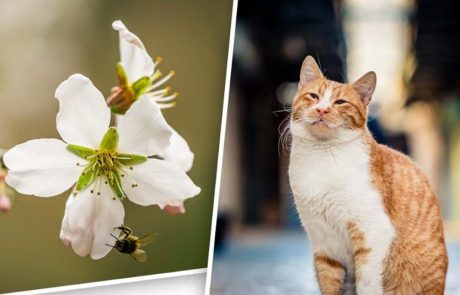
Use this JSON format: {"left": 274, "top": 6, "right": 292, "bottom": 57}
{"left": 314, "top": 252, "right": 346, "bottom": 295}
{"left": 347, "top": 221, "right": 395, "bottom": 295}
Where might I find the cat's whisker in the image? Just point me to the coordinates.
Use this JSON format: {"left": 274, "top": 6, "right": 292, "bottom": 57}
{"left": 278, "top": 114, "right": 292, "bottom": 155}
{"left": 273, "top": 109, "right": 292, "bottom": 115}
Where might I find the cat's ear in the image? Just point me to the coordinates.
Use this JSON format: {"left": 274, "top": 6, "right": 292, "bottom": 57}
{"left": 299, "top": 56, "right": 324, "bottom": 88}
{"left": 352, "top": 71, "right": 376, "bottom": 106}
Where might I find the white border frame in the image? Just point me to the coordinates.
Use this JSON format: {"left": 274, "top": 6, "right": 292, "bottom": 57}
{"left": 204, "top": 0, "right": 239, "bottom": 294}
{"left": 5, "top": 269, "right": 206, "bottom": 295}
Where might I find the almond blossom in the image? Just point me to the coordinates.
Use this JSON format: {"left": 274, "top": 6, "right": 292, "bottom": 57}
{"left": 4, "top": 74, "right": 200, "bottom": 259}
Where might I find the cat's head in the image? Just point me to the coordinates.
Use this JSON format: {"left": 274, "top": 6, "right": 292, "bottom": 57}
{"left": 290, "top": 56, "right": 376, "bottom": 143}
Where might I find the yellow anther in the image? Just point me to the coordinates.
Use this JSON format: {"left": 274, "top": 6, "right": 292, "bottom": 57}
{"left": 152, "top": 70, "right": 162, "bottom": 81}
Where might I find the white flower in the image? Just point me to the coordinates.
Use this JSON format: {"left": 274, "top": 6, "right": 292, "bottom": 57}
{"left": 4, "top": 74, "right": 200, "bottom": 259}
{"left": 111, "top": 20, "right": 194, "bottom": 173}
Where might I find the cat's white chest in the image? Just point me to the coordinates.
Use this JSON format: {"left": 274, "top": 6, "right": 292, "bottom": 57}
{"left": 288, "top": 137, "right": 394, "bottom": 271}
{"left": 288, "top": 137, "right": 373, "bottom": 214}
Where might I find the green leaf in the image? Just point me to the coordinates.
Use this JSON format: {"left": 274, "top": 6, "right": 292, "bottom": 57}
{"left": 117, "top": 63, "right": 128, "bottom": 86}
{"left": 109, "top": 170, "right": 127, "bottom": 200}
{"left": 132, "top": 76, "right": 151, "bottom": 97}
{"left": 67, "top": 144, "right": 96, "bottom": 159}
{"left": 116, "top": 153, "right": 147, "bottom": 166}
{"left": 100, "top": 127, "right": 119, "bottom": 151}
{"left": 76, "top": 166, "right": 96, "bottom": 191}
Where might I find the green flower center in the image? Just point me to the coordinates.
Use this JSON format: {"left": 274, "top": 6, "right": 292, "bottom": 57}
{"left": 67, "top": 127, "right": 147, "bottom": 200}
{"left": 95, "top": 151, "right": 117, "bottom": 175}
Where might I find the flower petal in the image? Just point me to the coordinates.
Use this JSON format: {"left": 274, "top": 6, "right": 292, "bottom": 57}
{"left": 60, "top": 194, "right": 93, "bottom": 257}
{"left": 158, "top": 128, "right": 194, "bottom": 172}
{"left": 91, "top": 185, "right": 125, "bottom": 259}
{"left": 4, "top": 139, "right": 84, "bottom": 197}
{"left": 60, "top": 194, "right": 76, "bottom": 247}
{"left": 55, "top": 74, "right": 111, "bottom": 148}
{"left": 65, "top": 182, "right": 124, "bottom": 259}
{"left": 121, "top": 158, "right": 201, "bottom": 208}
{"left": 117, "top": 96, "right": 172, "bottom": 156}
{"left": 112, "top": 20, "right": 154, "bottom": 82}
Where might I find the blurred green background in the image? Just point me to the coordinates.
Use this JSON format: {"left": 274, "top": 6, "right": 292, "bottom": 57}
{"left": 0, "top": 0, "right": 232, "bottom": 293}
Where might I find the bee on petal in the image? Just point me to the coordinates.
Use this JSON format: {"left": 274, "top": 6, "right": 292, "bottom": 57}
{"left": 107, "top": 225, "right": 156, "bottom": 262}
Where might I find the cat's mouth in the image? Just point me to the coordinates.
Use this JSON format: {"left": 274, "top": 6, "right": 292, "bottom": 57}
{"left": 312, "top": 118, "right": 330, "bottom": 127}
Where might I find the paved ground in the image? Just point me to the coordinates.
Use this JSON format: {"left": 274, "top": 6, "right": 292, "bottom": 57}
{"left": 210, "top": 230, "right": 460, "bottom": 295}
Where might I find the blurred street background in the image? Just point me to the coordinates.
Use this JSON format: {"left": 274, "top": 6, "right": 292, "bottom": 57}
{"left": 212, "top": 0, "right": 460, "bottom": 293}
{"left": 0, "top": 0, "right": 232, "bottom": 293}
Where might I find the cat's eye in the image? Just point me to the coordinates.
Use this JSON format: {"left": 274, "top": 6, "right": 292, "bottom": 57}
{"left": 334, "top": 99, "right": 347, "bottom": 105}
{"left": 308, "top": 93, "right": 319, "bottom": 100}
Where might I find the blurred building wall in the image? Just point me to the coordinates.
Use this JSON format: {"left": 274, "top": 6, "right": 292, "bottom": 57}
{"left": 218, "top": 0, "right": 346, "bottom": 228}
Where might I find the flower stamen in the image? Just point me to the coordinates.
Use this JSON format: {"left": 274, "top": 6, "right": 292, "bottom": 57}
{"left": 156, "top": 92, "right": 178, "bottom": 102}
{"left": 154, "top": 56, "right": 162, "bottom": 66}
{"left": 151, "top": 70, "right": 162, "bottom": 82}
{"left": 150, "top": 86, "right": 171, "bottom": 97}
{"left": 151, "top": 70, "right": 175, "bottom": 90}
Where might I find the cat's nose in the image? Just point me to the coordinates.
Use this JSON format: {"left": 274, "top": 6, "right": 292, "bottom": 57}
{"left": 316, "top": 107, "right": 330, "bottom": 115}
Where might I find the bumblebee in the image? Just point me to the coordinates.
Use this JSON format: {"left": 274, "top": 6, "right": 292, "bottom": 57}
{"left": 107, "top": 225, "right": 157, "bottom": 262}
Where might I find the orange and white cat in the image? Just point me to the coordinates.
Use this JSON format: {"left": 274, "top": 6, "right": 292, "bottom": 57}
{"left": 288, "top": 56, "right": 448, "bottom": 295}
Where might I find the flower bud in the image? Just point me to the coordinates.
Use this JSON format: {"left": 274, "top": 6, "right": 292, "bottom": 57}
{"left": 0, "top": 194, "right": 11, "bottom": 212}
{"left": 0, "top": 152, "right": 15, "bottom": 212}
{"left": 164, "top": 204, "right": 186, "bottom": 216}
